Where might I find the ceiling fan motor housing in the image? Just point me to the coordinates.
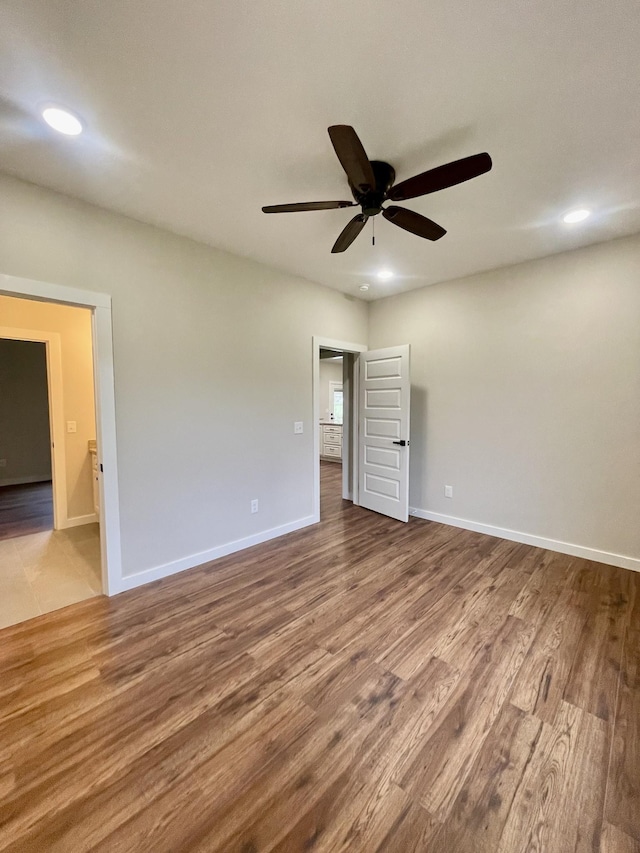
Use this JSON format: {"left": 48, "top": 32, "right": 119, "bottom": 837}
{"left": 350, "top": 160, "right": 396, "bottom": 216}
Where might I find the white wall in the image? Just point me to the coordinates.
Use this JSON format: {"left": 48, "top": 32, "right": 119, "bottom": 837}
{"left": 0, "top": 173, "right": 368, "bottom": 582}
{"left": 0, "top": 295, "right": 96, "bottom": 519}
{"left": 0, "top": 339, "right": 51, "bottom": 485}
{"left": 2, "top": 170, "right": 636, "bottom": 581}
{"left": 369, "top": 234, "right": 640, "bottom": 565}
{"left": 319, "top": 359, "right": 343, "bottom": 421}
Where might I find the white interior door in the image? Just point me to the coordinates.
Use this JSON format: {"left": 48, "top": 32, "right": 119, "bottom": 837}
{"left": 358, "top": 345, "right": 411, "bottom": 522}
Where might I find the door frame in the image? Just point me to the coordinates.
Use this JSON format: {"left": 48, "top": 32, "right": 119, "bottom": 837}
{"left": 312, "top": 336, "right": 367, "bottom": 522}
{"left": 0, "top": 327, "right": 68, "bottom": 530}
{"left": 0, "top": 273, "right": 122, "bottom": 596}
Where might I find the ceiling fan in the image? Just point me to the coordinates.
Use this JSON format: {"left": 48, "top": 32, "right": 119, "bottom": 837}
{"left": 262, "top": 125, "right": 492, "bottom": 253}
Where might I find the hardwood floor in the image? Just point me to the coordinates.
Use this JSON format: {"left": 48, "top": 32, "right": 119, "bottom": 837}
{"left": 0, "top": 481, "right": 53, "bottom": 540}
{"left": 0, "top": 462, "right": 638, "bottom": 851}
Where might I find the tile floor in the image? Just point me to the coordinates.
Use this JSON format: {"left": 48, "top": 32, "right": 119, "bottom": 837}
{"left": 0, "top": 523, "right": 102, "bottom": 629}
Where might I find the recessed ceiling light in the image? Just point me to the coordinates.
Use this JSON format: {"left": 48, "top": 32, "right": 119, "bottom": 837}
{"left": 359, "top": 284, "right": 370, "bottom": 292}
{"left": 42, "top": 106, "right": 83, "bottom": 136}
{"left": 562, "top": 208, "right": 590, "bottom": 224}
{"left": 376, "top": 269, "right": 393, "bottom": 281}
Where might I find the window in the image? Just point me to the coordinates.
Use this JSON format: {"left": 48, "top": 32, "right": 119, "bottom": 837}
{"left": 329, "top": 381, "right": 343, "bottom": 423}
{"left": 333, "top": 388, "right": 344, "bottom": 423}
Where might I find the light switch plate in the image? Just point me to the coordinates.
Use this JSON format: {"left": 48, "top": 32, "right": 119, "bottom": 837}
{"left": 67, "top": 421, "right": 77, "bottom": 434}
{"left": 294, "top": 421, "right": 303, "bottom": 434}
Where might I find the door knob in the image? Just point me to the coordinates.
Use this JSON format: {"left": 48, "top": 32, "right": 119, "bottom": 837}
{"left": 392, "top": 440, "right": 407, "bottom": 446}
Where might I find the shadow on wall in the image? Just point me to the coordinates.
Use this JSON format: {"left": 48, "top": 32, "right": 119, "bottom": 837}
{"left": 410, "top": 384, "right": 427, "bottom": 509}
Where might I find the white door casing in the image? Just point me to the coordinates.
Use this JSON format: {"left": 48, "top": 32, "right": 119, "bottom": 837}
{"left": 0, "top": 273, "right": 122, "bottom": 596}
{"left": 312, "top": 336, "right": 367, "bottom": 520}
{"left": 358, "top": 345, "right": 411, "bottom": 522}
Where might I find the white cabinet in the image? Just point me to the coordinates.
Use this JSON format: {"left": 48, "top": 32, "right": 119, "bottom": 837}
{"left": 321, "top": 423, "right": 342, "bottom": 461}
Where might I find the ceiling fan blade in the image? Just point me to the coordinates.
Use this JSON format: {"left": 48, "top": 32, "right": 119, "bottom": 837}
{"left": 262, "top": 200, "right": 356, "bottom": 213}
{"left": 383, "top": 206, "right": 446, "bottom": 241}
{"left": 388, "top": 153, "right": 492, "bottom": 201}
{"left": 331, "top": 213, "right": 368, "bottom": 253}
{"left": 328, "top": 125, "right": 376, "bottom": 193}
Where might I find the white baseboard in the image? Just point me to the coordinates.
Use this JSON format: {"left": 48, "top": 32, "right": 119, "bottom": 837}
{"left": 60, "top": 513, "right": 98, "bottom": 529}
{"left": 0, "top": 475, "right": 52, "bottom": 487}
{"left": 409, "top": 507, "right": 640, "bottom": 573}
{"left": 116, "top": 514, "right": 317, "bottom": 593}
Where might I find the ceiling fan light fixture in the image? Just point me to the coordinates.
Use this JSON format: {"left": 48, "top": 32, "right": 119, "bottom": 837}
{"left": 42, "top": 106, "right": 83, "bottom": 136}
{"left": 262, "top": 125, "right": 492, "bottom": 253}
{"left": 562, "top": 208, "right": 591, "bottom": 224}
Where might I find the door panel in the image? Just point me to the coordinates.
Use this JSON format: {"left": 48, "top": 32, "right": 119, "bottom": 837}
{"left": 358, "top": 345, "right": 410, "bottom": 522}
{"left": 364, "top": 445, "right": 401, "bottom": 469}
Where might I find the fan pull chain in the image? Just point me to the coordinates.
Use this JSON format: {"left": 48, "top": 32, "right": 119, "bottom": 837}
{"left": 372, "top": 217, "right": 375, "bottom": 246}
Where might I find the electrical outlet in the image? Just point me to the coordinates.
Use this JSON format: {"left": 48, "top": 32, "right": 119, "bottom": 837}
{"left": 294, "top": 421, "right": 303, "bottom": 434}
{"left": 444, "top": 485, "right": 453, "bottom": 498}
{"left": 251, "top": 499, "right": 259, "bottom": 514}
{"left": 0, "top": 459, "right": 6, "bottom": 467}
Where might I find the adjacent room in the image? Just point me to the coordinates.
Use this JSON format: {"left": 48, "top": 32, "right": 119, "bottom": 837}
{"left": 318, "top": 348, "right": 345, "bottom": 514}
{"left": 0, "top": 1, "right": 638, "bottom": 851}
{"left": 0, "top": 295, "right": 102, "bottom": 627}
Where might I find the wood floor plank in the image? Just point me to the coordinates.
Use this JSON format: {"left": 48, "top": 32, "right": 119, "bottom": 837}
{"left": 377, "top": 570, "right": 494, "bottom": 679}
{"left": 10, "top": 697, "right": 317, "bottom": 853}
{"left": 510, "top": 588, "right": 587, "bottom": 723}
{"left": 605, "top": 628, "right": 640, "bottom": 842}
{"left": 126, "top": 666, "right": 412, "bottom": 852}
{"left": 497, "top": 700, "right": 609, "bottom": 852}
{"left": 0, "top": 461, "right": 637, "bottom": 852}
{"left": 564, "top": 571, "right": 632, "bottom": 721}
{"left": 600, "top": 821, "right": 640, "bottom": 853}
{"left": 395, "top": 616, "right": 535, "bottom": 820}
{"left": 371, "top": 801, "right": 442, "bottom": 852}
{"left": 307, "top": 776, "right": 409, "bottom": 853}
{"left": 428, "top": 563, "right": 531, "bottom": 670}
{"left": 429, "top": 702, "right": 542, "bottom": 853}
{"left": 354, "top": 655, "right": 460, "bottom": 793}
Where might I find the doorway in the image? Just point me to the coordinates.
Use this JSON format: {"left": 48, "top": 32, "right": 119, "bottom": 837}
{"left": 313, "top": 336, "right": 412, "bottom": 525}
{"left": 312, "top": 336, "right": 367, "bottom": 521}
{"left": 0, "top": 338, "right": 53, "bottom": 537}
{"left": 0, "top": 273, "right": 122, "bottom": 613}
{"left": 0, "top": 297, "right": 103, "bottom": 627}
{"left": 319, "top": 349, "right": 345, "bottom": 517}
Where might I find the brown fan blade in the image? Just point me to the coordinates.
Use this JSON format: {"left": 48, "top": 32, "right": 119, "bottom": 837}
{"left": 262, "top": 201, "right": 356, "bottom": 213}
{"left": 383, "top": 206, "right": 446, "bottom": 241}
{"left": 331, "top": 213, "right": 368, "bottom": 253}
{"left": 388, "top": 153, "right": 492, "bottom": 201}
{"left": 328, "top": 126, "right": 376, "bottom": 193}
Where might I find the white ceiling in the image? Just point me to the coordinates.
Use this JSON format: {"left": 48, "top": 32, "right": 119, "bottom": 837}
{"left": 1, "top": 0, "right": 639, "bottom": 299}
